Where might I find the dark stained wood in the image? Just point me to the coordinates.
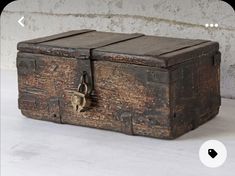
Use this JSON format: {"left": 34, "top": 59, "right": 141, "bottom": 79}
{"left": 93, "top": 35, "right": 209, "bottom": 67}
{"left": 93, "top": 35, "right": 207, "bottom": 55}
{"left": 169, "top": 51, "right": 220, "bottom": 138}
{"left": 21, "top": 29, "right": 95, "bottom": 44}
{"left": 17, "top": 30, "right": 144, "bottom": 58}
{"left": 17, "top": 30, "right": 221, "bottom": 139}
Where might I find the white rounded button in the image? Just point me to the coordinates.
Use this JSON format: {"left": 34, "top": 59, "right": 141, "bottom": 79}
{"left": 199, "top": 140, "right": 227, "bottom": 168}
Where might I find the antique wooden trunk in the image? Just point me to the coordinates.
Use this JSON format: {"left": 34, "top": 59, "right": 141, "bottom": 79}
{"left": 17, "top": 29, "right": 221, "bottom": 139}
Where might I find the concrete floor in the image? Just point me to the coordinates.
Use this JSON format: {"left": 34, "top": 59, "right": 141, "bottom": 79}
{"left": 1, "top": 69, "right": 235, "bottom": 176}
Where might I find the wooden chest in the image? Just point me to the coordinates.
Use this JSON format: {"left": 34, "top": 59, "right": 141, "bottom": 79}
{"left": 17, "top": 29, "right": 221, "bottom": 139}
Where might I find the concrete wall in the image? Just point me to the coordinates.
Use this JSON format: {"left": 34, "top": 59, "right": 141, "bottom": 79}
{"left": 1, "top": 0, "right": 235, "bottom": 98}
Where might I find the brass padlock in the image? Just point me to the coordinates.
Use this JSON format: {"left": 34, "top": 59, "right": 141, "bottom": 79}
{"left": 71, "top": 93, "right": 91, "bottom": 112}
{"left": 71, "top": 74, "right": 91, "bottom": 112}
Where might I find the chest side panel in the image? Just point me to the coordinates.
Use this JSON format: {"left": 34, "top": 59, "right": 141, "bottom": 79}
{"left": 169, "top": 51, "right": 221, "bottom": 138}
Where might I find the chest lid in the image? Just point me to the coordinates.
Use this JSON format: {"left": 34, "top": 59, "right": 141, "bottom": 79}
{"left": 17, "top": 29, "right": 144, "bottom": 58}
{"left": 93, "top": 35, "right": 219, "bottom": 67}
{"left": 18, "top": 29, "right": 219, "bottom": 68}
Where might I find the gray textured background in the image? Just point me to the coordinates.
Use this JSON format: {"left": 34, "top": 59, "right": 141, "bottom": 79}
{"left": 1, "top": 0, "right": 235, "bottom": 98}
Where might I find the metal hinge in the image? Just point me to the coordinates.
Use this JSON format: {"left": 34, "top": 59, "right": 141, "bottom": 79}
{"left": 70, "top": 54, "right": 96, "bottom": 113}
{"left": 76, "top": 55, "right": 95, "bottom": 94}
